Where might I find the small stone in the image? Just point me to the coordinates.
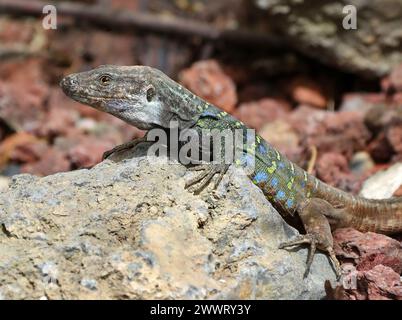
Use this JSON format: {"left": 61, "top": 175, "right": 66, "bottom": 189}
{"left": 179, "top": 60, "right": 237, "bottom": 113}
{"left": 80, "top": 278, "right": 97, "bottom": 291}
{"left": 287, "top": 76, "right": 328, "bottom": 109}
{"left": 234, "top": 98, "right": 291, "bottom": 131}
{"left": 149, "top": 206, "right": 158, "bottom": 214}
{"left": 349, "top": 152, "right": 374, "bottom": 175}
{"left": 360, "top": 163, "right": 402, "bottom": 199}
{"left": 258, "top": 120, "right": 300, "bottom": 161}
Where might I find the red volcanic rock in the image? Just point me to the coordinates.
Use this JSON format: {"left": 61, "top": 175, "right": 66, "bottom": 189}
{"left": 0, "top": 59, "right": 49, "bottom": 132}
{"left": 360, "top": 265, "right": 402, "bottom": 300}
{"left": 326, "top": 264, "right": 402, "bottom": 300}
{"left": 334, "top": 228, "right": 402, "bottom": 274}
{"left": 179, "top": 60, "right": 237, "bottom": 113}
{"left": 329, "top": 228, "right": 402, "bottom": 300}
{"left": 258, "top": 120, "right": 302, "bottom": 163}
{"left": 37, "top": 106, "right": 78, "bottom": 138}
{"left": 367, "top": 132, "right": 394, "bottom": 163}
{"left": 67, "top": 136, "right": 116, "bottom": 168}
{"left": 21, "top": 146, "right": 70, "bottom": 176}
{"left": 234, "top": 98, "right": 291, "bottom": 131}
{"left": 10, "top": 139, "right": 48, "bottom": 164}
{"left": 315, "top": 152, "right": 362, "bottom": 193}
{"left": 288, "top": 106, "right": 371, "bottom": 160}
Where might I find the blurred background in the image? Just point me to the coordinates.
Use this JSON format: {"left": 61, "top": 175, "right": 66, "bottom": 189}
{"left": 0, "top": 0, "right": 401, "bottom": 195}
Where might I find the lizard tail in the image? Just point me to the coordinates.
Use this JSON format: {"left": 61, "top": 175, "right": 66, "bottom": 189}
{"left": 345, "top": 197, "right": 402, "bottom": 234}
{"left": 315, "top": 181, "right": 402, "bottom": 234}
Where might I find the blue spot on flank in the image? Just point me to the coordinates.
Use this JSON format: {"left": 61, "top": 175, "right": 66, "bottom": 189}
{"left": 254, "top": 171, "right": 268, "bottom": 183}
{"left": 286, "top": 198, "right": 294, "bottom": 208}
{"left": 270, "top": 177, "right": 279, "bottom": 188}
{"left": 201, "top": 110, "right": 217, "bottom": 117}
{"left": 300, "top": 181, "right": 306, "bottom": 188}
{"left": 276, "top": 190, "right": 286, "bottom": 199}
{"left": 258, "top": 143, "right": 267, "bottom": 154}
{"left": 278, "top": 162, "right": 285, "bottom": 169}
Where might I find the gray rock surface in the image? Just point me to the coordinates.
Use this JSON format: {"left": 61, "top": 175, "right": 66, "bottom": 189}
{"left": 252, "top": 0, "right": 402, "bottom": 77}
{"left": 0, "top": 154, "right": 336, "bottom": 300}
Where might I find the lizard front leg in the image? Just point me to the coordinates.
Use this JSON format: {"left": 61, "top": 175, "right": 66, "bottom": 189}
{"left": 103, "top": 136, "right": 148, "bottom": 160}
{"left": 279, "top": 198, "right": 341, "bottom": 278}
{"left": 185, "top": 164, "right": 230, "bottom": 194}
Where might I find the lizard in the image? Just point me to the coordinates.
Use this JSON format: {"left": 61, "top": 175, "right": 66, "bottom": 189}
{"left": 60, "top": 65, "right": 402, "bottom": 278}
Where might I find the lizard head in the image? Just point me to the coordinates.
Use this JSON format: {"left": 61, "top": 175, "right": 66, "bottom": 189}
{"left": 60, "top": 65, "right": 200, "bottom": 130}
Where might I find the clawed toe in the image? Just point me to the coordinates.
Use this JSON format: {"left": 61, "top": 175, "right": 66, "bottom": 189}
{"left": 279, "top": 234, "right": 342, "bottom": 279}
{"left": 185, "top": 164, "right": 229, "bottom": 194}
{"left": 279, "top": 234, "right": 317, "bottom": 278}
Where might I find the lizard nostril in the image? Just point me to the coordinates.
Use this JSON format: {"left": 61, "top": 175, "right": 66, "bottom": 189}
{"left": 60, "top": 76, "right": 78, "bottom": 93}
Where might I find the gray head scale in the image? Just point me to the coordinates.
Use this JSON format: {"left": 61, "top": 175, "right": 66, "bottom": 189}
{"left": 60, "top": 65, "right": 200, "bottom": 130}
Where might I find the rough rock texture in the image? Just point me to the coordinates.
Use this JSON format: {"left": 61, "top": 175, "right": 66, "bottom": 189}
{"left": 331, "top": 229, "right": 402, "bottom": 300}
{"left": 328, "top": 164, "right": 402, "bottom": 300}
{"left": 0, "top": 155, "right": 336, "bottom": 300}
{"left": 252, "top": 0, "right": 402, "bottom": 77}
{"left": 334, "top": 228, "right": 402, "bottom": 274}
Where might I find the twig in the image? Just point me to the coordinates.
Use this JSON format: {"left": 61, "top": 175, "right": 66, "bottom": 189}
{"left": 307, "top": 145, "right": 317, "bottom": 174}
{"left": 0, "top": 0, "right": 283, "bottom": 49}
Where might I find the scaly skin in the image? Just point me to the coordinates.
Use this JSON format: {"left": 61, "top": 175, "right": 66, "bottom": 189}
{"left": 60, "top": 65, "right": 402, "bottom": 277}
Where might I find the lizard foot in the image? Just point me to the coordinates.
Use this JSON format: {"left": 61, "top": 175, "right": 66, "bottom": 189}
{"left": 185, "top": 163, "right": 229, "bottom": 194}
{"left": 279, "top": 234, "right": 341, "bottom": 279}
{"left": 103, "top": 137, "right": 147, "bottom": 160}
{"left": 279, "top": 198, "right": 342, "bottom": 279}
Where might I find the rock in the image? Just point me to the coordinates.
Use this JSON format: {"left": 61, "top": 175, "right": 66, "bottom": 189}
{"left": 364, "top": 105, "right": 402, "bottom": 162}
{"left": 387, "top": 125, "right": 402, "bottom": 160}
{"left": 349, "top": 151, "right": 375, "bottom": 176}
{"left": 0, "top": 132, "right": 40, "bottom": 168}
{"left": 234, "top": 98, "right": 291, "bottom": 131}
{"left": 315, "top": 152, "right": 362, "bottom": 194}
{"left": 287, "top": 77, "right": 328, "bottom": 109}
{"left": 340, "top": 93, "right": 387, "bottom": 112}
{"left": 252, "top": 0, "right": 402, "bottom": 77}
{"left": 361, "top": 265, "right": 402, "bottom": 300}
{"left": 179, "top": 60, "right": 237, "bottom": 113}
{"left": 66, "top": 136, "right": 115, "bottom": 168}
{"left": 326, "top": 264, "right": 402, "bottom": 300}
{"left": 0, "top": 176, "right": 9, "bottom": 192}
{"left": 10, "top": 139, "right": 49, "bottom": 164}
{"left": 382, "top": 63, "right": 402, "bottom": 93}
{"left": 360, "top": 162, "right": 402, "bottom": 199}
{"left": 0, "top": 155, "right": 336, "bottom": 299}
{"left": 0, "top": 58, "right": 49, "bottom": 132}
{"left": 332, "top": 228, "right": 402, "bottom": 300}
{"left": 35, "top": 89, "right": 80, "bottom": 138}
{"left": 258, "top": 119, "right": 301, "bottom": 162}
{"left": 20, "top": 147, "right": 71, "bottom": 176}
{"left": 288, "top": 106, "right": 371, "bottom": 160}
{"left": 334, "top": 228, "right": 402, "bottom": 274}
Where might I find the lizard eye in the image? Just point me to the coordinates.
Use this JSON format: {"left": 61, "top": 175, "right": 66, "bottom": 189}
{"left": 99, "top": 75, "right": 112, "bottom": 86}
{"left": 146, "top": 86, "right": 155, "bottom": 102}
